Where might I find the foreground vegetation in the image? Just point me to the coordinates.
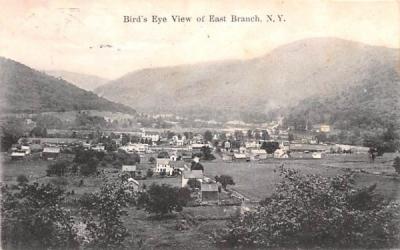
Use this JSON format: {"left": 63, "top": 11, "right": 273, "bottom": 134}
{"left": 215, "top": 166, "right": 400, "bottom": 248}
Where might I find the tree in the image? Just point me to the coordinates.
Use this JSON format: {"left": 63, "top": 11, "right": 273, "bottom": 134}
{"left": 200, "top": 146, "right": 215, "bottom": 160}
{"left": 79, "top": 179, "right": 130, "bottom": 249}
{"left": 146, "top": 168, "right": 154, "bottom": 177}
{"left": 30, "top": 126, "right": 48, "bottom": 137}
{"left": 1, "top": 183, "right": 78, "bottom": 249}
{"left": 149, "top": 156, "right": 156, "bottom": 163}
{"left": 215, "top": 166, "right": 400, "bottom": 249}
{"left": 80, "top": 159, "right": 98, "bottom": 176}
{"left": 261, "top": 141, "right": 280, "bottom": 154}
{"left": 138, "top": 183, "right": 183, "bottom": 217}
{"left": 1, "top": 118, "right": 24, "bottom": 152}
{"left": 247, "top": 130, "right": 253, "bottom": 139}
{"left": 204, "top": 130, "right": 213, "bottom": 143}
{"left": 215, "top": 175, "right": 235, "bottom": 190}
{"left": 261, "top": 130, "right": 270, "bottom": 140}
{"left": 234, "top": 130, "right": 244, "bottom": 141}
{"left": 157, "top": 151, "right": 170, "bottom": 159}
{"left": 187, "top": 179, "right": 201, "bottom": 189}
{"left": 46, "top": 160, "right": 70, "bottom": 177}
{"left": 393, "top": 156, "right": 400, "bottom": 174}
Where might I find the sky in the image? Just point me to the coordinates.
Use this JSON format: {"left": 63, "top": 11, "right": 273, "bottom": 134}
{"left": 0, "top": 0, "right": 399, "bottom": 79}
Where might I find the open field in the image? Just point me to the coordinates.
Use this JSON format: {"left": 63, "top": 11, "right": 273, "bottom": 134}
{"left": 203, "top": 153, "right": 400, "bottom": 201}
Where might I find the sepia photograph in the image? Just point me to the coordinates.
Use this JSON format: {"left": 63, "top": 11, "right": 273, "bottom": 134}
{"left": 0, "top": 0, "right": 399, "bottom": 249}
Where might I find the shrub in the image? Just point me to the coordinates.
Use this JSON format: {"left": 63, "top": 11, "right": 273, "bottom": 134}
{"left": 137, "top": 183, "right": 183, "bottom": 217}
{"left": 1, "top": 183, "right": 78, "bottom": 249}
{"left": 146, "top": 168, "right": 154, "bottom": 177}
{"left": 215, "top": 175, "right": 235, "bottom": 190}
{"left": 187, "top": 179, "right": 201, "bottom": 189}
{"left": 215, "top": 166, "right": 400, "bottom": 249}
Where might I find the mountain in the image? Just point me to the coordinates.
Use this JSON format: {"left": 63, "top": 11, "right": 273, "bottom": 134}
{"left": 285, "top": 61, "right": 400, "bottom": 131}
{"left": 0, "top": 57, "right": 135, "bottom": 114}
{"left": 45, "top": 70, "right": 109, "bottom": 91}
{"left": 94, "top": 38, "right": 399, "bottom": 121}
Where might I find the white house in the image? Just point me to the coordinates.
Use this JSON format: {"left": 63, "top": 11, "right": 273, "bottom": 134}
{"left": 126, "top": 178, "right": 140, "bottom": 192}
{"left": 119, "top": 143, "right": 149, "bottom": 153}
{"left": 273, "top": 148, "right": 289, "bottom": 158}
{"left": 155, "top": 158, "right": 174, "bottom": 175}
{"left": 250, "top": 149, "right": 268, "bottom": 160}
{"left": 141, "top": 131, "right": 160, "bottom": 142}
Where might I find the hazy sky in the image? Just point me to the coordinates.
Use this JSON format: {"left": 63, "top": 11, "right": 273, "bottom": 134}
{"left": 0, "top": 0, "right": 399, "bottom": 79}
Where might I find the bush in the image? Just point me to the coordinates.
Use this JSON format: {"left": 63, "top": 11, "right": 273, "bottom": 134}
{"left": 215, "top": 166, "right": 400, "bottom": 249}
{"left": 215, "top": 175, "right": 235, "bottom": 190}
{"left": 137, "top": 183, "right": 184, "bottom": 217}
{"left": 146, "top": 168, "right": 154, "bottom": 177}
{"left": 187, "top": 179, "right": 201, "bottom": 189}
{"left": 1, "top": 183, "right": 78, "bottom": 249}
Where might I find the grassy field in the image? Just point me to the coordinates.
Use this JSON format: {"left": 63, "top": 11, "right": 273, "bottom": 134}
{"left": 203, "top": 153, "right": 400, "bottom": 201}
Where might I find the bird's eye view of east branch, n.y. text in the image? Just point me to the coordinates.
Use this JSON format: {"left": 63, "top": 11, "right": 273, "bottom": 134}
{"left": 0, "top": 1, "right": 399, "bottom": 249}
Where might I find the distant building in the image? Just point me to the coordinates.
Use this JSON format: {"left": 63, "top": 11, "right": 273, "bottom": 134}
{"left": 273, "top": 148, "right": 289, "bottom": 158}
{"left": 11, "top": 151, "right": 26, "bottom": 160}
{"left": 120, "top": 143, "right": 149, "bottom": 153}
{"left": 250, "top": 149, "right": 267, "bottom": 160}
{"left": 201, "top": 183, "right": 219, "bottom": 203}
{"left": 127, "top": 178, "right": 140, "bottom": 192}
{"left": 155, "top": 158, "right": 174, "bottom": 175}
{"left": 233, "top": 153, "right": 249, "bottom": 161}
{"left": 42, "top": 147, "right": 61, "bottom": 160}
{"left": 141, "top": 131, "right": 160, "bottom": 142}
{"left": 312, "top": 124, "right": 331, "bottom": 133}
{"left": 92, "top": 144, "right": 106, "bottom": 152}
{"left": 122, "top": 165, "right": 137, "bottom": 177}
{"left": 181, "top": 170, "right": 204, "bottom": 187}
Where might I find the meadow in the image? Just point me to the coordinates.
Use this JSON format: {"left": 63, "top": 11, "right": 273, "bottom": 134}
{"left": 203, "top": 153, "right": 400, "bottom": 201}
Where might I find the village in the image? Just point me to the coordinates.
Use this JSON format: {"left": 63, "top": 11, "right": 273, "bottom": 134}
{"left": 6, "top": 116, "right": 376, "bottom": 205}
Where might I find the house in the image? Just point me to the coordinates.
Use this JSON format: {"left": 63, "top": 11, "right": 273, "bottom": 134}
{"left": 201, "top": 183, "right": 219, "bottom": 203}
{"left": 92, "top": 144, "right": 106, "bottom": 152}
{"left": 141, "top": 131, "right": 160, "bottom": 142}
{"left": 170, "top": 154, "right": 178, "bottom": 161}
{"left": 11, "top": 151, "right": 26, "bottom": 160}
{"left": 222, "top": 153, "right": 233, "bottom": 161}
{"left": 119, "top": 143, "right": 149, "bottom": 153}
{"left": 250, "top": 149, "right": 267, "bottom": 160}
{"left": 273, "top": 148, "right": 289, "bottom": 158}
{"left": 181, "top": 170, "right": 204, "bottom": 187}
{"left": 190, "top": 143, "right": 209, "bottom": 154}
{"left": 312, "top": 124, "right": 331, "bottom": 133}
{"left": 127, "top": 178, "right": 140, "bottom": 192}
{"left": 233, "top": 153, "right": 249, "bottom": 161}
{"left": 42, "top": 147, "right": 61, "bottom": 160}
{"left": 20, "top": 145, "right": 31, "bottom": 155}
{"left": 155, "top": 158, "right": 174, "bottom": 175}
{"left": 172, "top": 135, "right": 186, "bottom": 146}
{"left": 122, "top": 165, "right": 137, "bottom": 177}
